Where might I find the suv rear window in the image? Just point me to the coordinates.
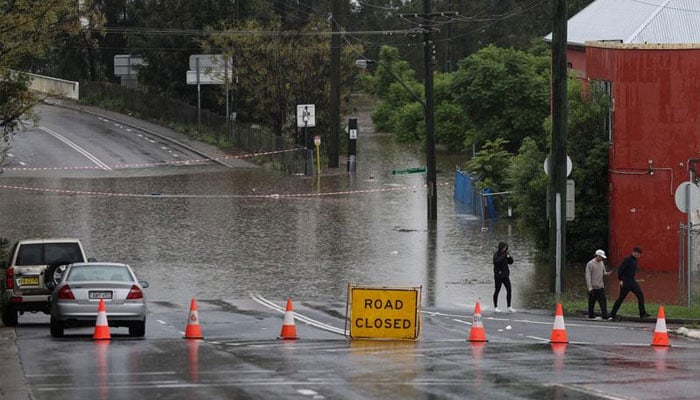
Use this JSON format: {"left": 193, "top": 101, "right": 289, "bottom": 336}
{"left": 16, "top": 243, "right": 84, "bottom": 266}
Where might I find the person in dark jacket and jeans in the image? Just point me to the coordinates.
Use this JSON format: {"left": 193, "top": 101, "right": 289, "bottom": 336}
{"left": 609, "top": 247, "right": 651, "bottom": 320}
{"left": 493, "top": 241, "right": 515, "bottom": 313}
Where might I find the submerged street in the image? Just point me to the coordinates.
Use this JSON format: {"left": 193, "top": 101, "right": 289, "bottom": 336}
{"left": 1, "top": 103, "right": 696, "bottom": 399}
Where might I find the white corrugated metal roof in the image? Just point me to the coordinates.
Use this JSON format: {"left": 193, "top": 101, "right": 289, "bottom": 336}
{"left": 544, "top": 0, "right": 700, "bottom": 46}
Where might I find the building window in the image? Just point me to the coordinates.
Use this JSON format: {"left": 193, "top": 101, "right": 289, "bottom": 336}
{"left": 596, "top": 80, "right": 614, "bottom": 143}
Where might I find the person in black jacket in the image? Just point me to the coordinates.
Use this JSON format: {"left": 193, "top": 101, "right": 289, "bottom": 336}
{"left": 493, "top": 241, "right": 515, "bottom": 312}
{"left": 609, "top": 247, "right": 651, "bottom": 320}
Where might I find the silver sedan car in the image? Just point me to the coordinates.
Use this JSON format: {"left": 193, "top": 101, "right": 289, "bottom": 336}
{"left": 50, "top": 262, "right": 148, "bottom": 338}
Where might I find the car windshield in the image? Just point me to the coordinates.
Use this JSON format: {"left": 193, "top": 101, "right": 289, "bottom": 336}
{"left": 16, "top": 243, "right": 83, "bottom": 266}
{"left": 66, "top": 265, "right": 133, "bottom": 282}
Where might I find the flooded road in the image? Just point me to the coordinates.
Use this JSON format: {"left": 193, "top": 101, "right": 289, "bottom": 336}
{"left": 0, "top": 104, "right": 681, "bottom": 311}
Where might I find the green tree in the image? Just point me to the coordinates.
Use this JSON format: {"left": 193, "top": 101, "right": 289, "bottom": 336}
{"left": 390, "top": 102, "right": 424, "bottom": 143}
{"left": 507, "top": 77, "right": 610, "bottom": 261}
{"left": 465, "top": 137, "right": 511, "bottom": 192}
{"left": 506, "top": 136, "right": 549, "bottom": 251}
{"left": 125, "top": 0, "right": 240, "bottom": 108}
{"left": 206, "top": 17, "right": 361, "bottom": 142}
{"left": 451, "top": 45, "right": 550, "bottom": 153}
{"left": 371, "top": 78, "right": 424, "bottom": 138}
{"left": 1, "top": 0, "right": 84, "bottom": 163}
{"left": 434, "top": 72, "right": 466, "bottom": 151}
{"left": 435, "top": 102, "right": 467, "bottom": 152}
{"left": 560, "top": 79, "right": 611, "bottom": 259}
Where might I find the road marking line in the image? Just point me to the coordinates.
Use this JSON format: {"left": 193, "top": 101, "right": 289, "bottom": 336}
{"left": 250, "top": 294, "right": 347, "bottom": 335}
{"left": 548, "top": 383, "right": 632, "bottom": 400}
{"left": 39, "top": 126, "right": 112, "bottom": 170}
{"left": 527, "top": 335, "right": 549, "bottom": 342}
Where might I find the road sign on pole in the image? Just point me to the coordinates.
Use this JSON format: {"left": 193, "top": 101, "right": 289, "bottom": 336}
{"left": 186, "top": 70, "right": 232, "bottom": 85}
{"left": 297, "top": 104, "right": 316, "bottom": 128}
{"left": 188, "top": 54, "right": 231, "bottom": 71}
{"left": 114, "top": 55, "right": 146, "bottom": 77}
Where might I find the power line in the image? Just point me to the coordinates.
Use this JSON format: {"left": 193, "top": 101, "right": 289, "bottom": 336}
{"left": 96, "top": 26, "right": 420, "bottom": 37}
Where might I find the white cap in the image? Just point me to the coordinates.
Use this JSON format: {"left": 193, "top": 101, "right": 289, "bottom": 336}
{"left": 595, "top": 249, "right": 607, "bottom": 259}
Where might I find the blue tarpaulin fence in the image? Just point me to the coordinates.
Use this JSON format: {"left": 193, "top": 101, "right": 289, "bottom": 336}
{"left": 453, "top": 171, "right": 496, "bottom": 219}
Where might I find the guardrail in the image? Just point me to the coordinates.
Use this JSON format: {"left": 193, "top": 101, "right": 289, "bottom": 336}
{"left": 22, "top": 72, "right": 79, "bottom": 100}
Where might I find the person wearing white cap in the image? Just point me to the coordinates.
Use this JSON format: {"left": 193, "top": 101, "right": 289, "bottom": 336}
{"left": 585, "top": 249, "right": 611, "bottom": 320}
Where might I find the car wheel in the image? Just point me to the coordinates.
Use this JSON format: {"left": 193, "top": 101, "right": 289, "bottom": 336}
{"left": 50, "top": 317, "right": 64, "bottom": 338}
{"left": 45, "top": 262, "right": 68, "bottom": 290}
{"left": 129, "top": 320, "right": 145, "bottom": 337}
{"left": 1, "top": 304, "right": 18, "bottom": 327}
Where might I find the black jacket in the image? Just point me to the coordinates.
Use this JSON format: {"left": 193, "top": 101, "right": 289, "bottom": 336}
{"left": 617, "top": 254, "right": 639, "bottom": 287}
{"left": 493, "top": 242, "right": 514, "bottom": 278}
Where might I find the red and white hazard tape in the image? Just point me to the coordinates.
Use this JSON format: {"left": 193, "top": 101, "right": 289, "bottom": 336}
{"left": 0, "top": 182, "right": 451, "bottom": 199}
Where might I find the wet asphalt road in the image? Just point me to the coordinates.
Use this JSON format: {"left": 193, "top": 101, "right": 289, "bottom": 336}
{"left": 2, "top": 102, "right": 700, "bottom": 399}
{"left": 12, "top": 297, "right": 700, "bottom": 400}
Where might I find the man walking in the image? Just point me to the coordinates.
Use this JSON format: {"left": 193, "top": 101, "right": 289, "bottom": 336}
{"left": 586, "top": 249, "right": 609, "bottom": 320}
{"left": 609, "top": 247, "right": 651, "bottom": 320}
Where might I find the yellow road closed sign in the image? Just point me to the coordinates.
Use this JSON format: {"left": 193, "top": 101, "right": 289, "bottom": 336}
{"left": 346, "top": 285, "right": 421, "bottom": 340}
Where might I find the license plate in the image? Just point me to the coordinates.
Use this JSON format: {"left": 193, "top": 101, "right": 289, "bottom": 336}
{"left": 89, "top": 291, "right": 112, "bottom": 300}
{"left": 19, "top": 276, "right": 40, "bottom": 286}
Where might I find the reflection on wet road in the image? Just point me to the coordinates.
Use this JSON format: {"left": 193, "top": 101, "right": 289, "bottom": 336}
{"left": 16, "top": 298, "right": 700, "bottom": 400}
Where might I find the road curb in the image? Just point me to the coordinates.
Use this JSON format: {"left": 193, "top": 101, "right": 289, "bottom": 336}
{"left": 574, "top": 309, "right": 700, "bottom": 325}
{"left": 0, "top": 328, "right": 30, "bottom": 400}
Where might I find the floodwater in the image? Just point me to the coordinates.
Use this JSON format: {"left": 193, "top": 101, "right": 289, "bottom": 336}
{"left": 0, "top": 107, "right": 683, "bottom": 310}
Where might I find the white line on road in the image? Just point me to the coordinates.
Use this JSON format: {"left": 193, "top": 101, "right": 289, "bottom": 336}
{"left": 250, "top": 294, "right": 347, "bottom": 336}
{"left": 549, "top": 383, "right": 633, "bottom": 400}
{"left": 39, "top": 126, "right": 112, "bottom": 170}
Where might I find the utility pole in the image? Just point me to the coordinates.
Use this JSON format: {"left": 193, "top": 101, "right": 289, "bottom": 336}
{"left": 549, "top": 0, "right": 568, "bottom": 293}
{"left": 400, "top": 2, "right": 457, "bottom": 228}
{"left": 329, "top": 0, "right": 342, "bottom": 168}
{"left": 423, "top": 0, "right": 438, "bottom": 226}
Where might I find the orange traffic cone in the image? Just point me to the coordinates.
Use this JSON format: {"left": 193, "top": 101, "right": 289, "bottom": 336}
{"left": 93, "top": 299, "right": 111, "bottom": 340}
{"left": 278, "top": 298, "right": 299, "bottom": 340}
{"left": 651, "top": 306, "right": 670, "bottom": 347}
{"left": 550, "top": 303, "right": 568, "bottom": 344}
{"left": 184, "top": 298, "right": 203, "bottom": 339}
{"left": 468, "top": 302, "right": 488, "bottom": 342}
